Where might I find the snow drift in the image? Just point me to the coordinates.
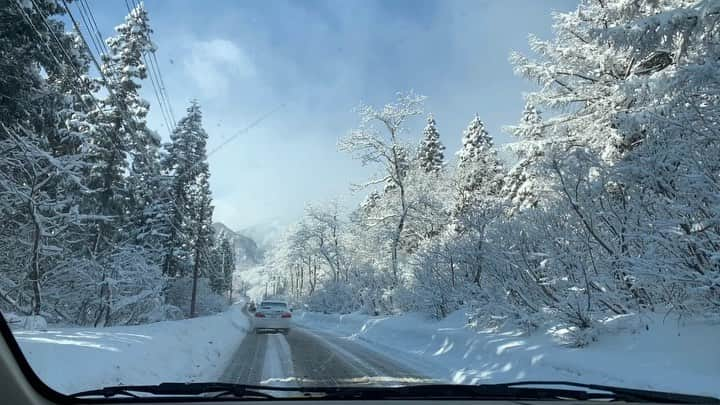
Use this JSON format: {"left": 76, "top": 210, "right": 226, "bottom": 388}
{"left": 11, "top": 303, "right": 249, "bottom": 394}
{"left": 294, "top": 310, "right": 720, "bottom": 398}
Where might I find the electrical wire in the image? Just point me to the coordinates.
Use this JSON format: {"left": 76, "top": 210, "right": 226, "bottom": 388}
{"left": 127, "top": 0, "right": 176, "bottom": 124}
{"left": 120, "top": 0, "right": 173, "bottom": 135}
{"left": 11, "top": 0, "right": 101, "bottom": 115}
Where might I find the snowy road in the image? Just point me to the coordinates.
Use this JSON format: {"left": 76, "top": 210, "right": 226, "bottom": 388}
{"left": 220, "top": 325, "right": 433, "bottom": 387}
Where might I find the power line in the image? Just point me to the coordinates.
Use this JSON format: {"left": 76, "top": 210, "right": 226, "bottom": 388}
{"left": 143, "top": 48, "right": 175, "bottom": 133}
{"left": 133, "top": 0, "right": 177, "bottom": 127}
{"left": 147, "top": 53, "right": 175, "bottom": 135}
{"left": 62, "top": 0, "right": 264, "bottom": 174}
{"left": 74, "top": 0, "right": 105, "bottom": 61}
{"left": 60, "top": 0, "right": 146, "bottom": 138}
{"left": 11, "top": 0, "right": 101, "bottom": 115}
{"left": 128, "top": 0, "right": 176, "bottom": 126}
{"left": 207, "top": 104, "right": 286, "bottom": 158}
{"left": 119, "top": 0, "right": 173, "bottom": 136}
{"left": 78, "top": 0, "right": 174, "bottom": 138}
{"left": 151, "top": 50, "right": 176, "bottom": 124}
{"left": 74, "top": 0, "right": 122, "bottom": 100}
{"left": 145, "top": 49, "right": 175, "bottom": 129}
{"left": 16, "top": 0, "right": 234, "bottom": 285}
{"left": 23, "top": 0, "right": 276, "bottom": 261}
{"left": 78, "top": 0, "right": 111, "bottom": 54}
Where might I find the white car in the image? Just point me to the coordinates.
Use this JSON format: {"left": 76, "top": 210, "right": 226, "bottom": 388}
{"left": 253, "top": 300, "right": 292, "bottom": 334}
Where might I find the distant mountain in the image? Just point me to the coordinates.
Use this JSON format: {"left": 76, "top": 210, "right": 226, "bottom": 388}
{"left": 212, "top": 222, "right": 263, "bottom": 266}
{"left": 239, "top": 219, "right": 286, "bottom": 251}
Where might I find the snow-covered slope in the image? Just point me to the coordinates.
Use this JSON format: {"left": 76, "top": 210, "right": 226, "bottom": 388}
{"left": 294, "top": 311, "right": 720, "bottom": 398}
{"left": 12, "top": 303, "right": 250, "bottom": 394}
{"left": 237, "top": 265, "right": 272, "bottom": 302}
{"left": 239, "top": 220, "right": 285, "bottom": 252}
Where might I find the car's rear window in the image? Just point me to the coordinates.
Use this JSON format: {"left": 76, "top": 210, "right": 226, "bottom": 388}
{"left": 260, "top": 302, "right": 287, "bottom": 310}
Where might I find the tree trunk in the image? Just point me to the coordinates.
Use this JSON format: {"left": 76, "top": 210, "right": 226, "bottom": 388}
{"left": 299, "top": 265, "right": 304, "bottom": 296}
{"left": 391, "top": 183, "right": 408, "bottom": 285}
{"left": 227, "top": 253, "right": 232, "bottom": 305}
{"left": 164, "top": 246, "right": 174, "bottom": 277}
{"left": 94, "top": 273, "right": 111, "bottom": 327}
{"left": 450, "top": 256, "right": 456, "bottom": 288}
{"left": 29, "top": 199, "right": 42, "bottom": 316}
{"left": 190, "top": 244, "right": 201, "bottom": 317}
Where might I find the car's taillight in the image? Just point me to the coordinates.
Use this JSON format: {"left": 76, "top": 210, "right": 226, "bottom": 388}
{"left": 254, "top": 312, "right": 265, "bottom": 318}
{"left": 281, "top": 312, "right": 292, "bottom": 318}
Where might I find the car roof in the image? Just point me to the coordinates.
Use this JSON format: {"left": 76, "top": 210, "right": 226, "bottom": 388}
{"left": 260, "top": 300, "right": 287, "bottom": 305}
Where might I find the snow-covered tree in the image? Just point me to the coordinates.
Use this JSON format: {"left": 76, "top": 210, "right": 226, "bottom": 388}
{"left": 219, "top": 237, "right": 236, "bottom": 300}
{"left": 161, "top": 101, "right": 206, "bottom": 277}
{"left": 208, "top": 236, "right": 235, "bottom": 298}
{"left": 184, "top": 104, "right": 214, "bottom": 318}
{"left": 338, "top": 91, "right": 426, "bottom": 284}
{"left": 101, "top": 4, "right": 163, "bottom": 247}
{"left": 502, "top": 102, "right": 547, "bottom": 211}
{"left": 453, "top": 115, "right": 504, "bottom": 219}
{"left": 417, "top": 114, "right": 445, "bottom": 173}
{"left": 0, "top": 1, "right": 97, "bottom": 318}
{"left": 0, "top": 0, "right": 228, "bottom": 326}
{"left": 504, "top": 0, "right": 720, "bottom": 325}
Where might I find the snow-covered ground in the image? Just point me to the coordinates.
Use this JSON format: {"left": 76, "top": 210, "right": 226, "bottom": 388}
{"left": 11, "top": 303, "right": 249, "bottom": 394}
{"left": 294, "top": 310, "right": 720, "bottom": 398}
{"left": 8, "top": 301, "right": 719, "bottom": 398}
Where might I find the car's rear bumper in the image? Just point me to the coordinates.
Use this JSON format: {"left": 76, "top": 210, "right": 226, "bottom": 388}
{"left": 253, "top": 317, "right": 291, "bottom": 330}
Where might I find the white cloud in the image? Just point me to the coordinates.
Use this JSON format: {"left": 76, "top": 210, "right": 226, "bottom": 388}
{"left": 183, "top": 38, "right": 256, "bottom": 96}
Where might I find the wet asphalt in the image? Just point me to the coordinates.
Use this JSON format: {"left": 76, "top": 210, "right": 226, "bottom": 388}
{"left": 219, "top": 319, "right": 431, "bottom": 387}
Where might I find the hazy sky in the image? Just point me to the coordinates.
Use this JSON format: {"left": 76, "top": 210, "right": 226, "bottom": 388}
{"left": 86, "top": 0, "right": 577, "bottom": 231}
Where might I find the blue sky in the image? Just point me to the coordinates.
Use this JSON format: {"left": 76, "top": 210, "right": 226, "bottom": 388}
{"left": 85, "top": 0, "right": 577, "bottom": 230}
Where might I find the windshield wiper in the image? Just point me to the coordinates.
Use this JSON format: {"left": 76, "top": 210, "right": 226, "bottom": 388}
{"left": 71, "top": 382, "right": 278, "bottom": 400}
{"left": 70, "top": 380, "right": 720, "bottom": 403}
{"left": 311, "top": 381, "right": 720, "bottom": 403}
{"left": 503, "top": 381, "right": 720, "bottom": 403}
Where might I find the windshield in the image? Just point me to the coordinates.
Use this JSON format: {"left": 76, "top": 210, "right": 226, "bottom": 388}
{"left": 1, "top": 0, "right": 719, "bottom": 401}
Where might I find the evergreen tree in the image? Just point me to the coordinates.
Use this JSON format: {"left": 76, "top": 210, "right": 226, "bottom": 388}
{"left": 456, "top": 115, "right": 503, "bottom": 195}
{"left": 109, "top": 4, "right": 161, "bottom": 242}
{"left": 418, "top": 114, "right": 445, "bottom": 173}
{"left": 87, "top": 3, "right": 158, "bottom": 251}
{"left": 502, "top": 102, "right": 545, "bottom": 210}
{"left": 161, "top": 101, "right": 205, "bottom": 277}
{"left": 516, "top": 102, "right": 542, "bottom": 141}
{"left": 77, "top": 4, "right": 172, "bottom": 326}
{"left": 0, "top": 1, "right": 95, "bottom": 317}
{"left": 221, "top": 237, "right": 236, "bottom": 298}
{"left": 450, "top": 115, "right": 504, "bottom": 226}
{"left": 209, "top": 237, "right": 235, "bottom": 297}
{"left": 189, "top": 169, "right": 214, "bottom": 317}
{"left": 0, "top": 0, "right": 66, "bottom": 127}
{"left": 163, "top": 101, "right": 214, "bottom": 317}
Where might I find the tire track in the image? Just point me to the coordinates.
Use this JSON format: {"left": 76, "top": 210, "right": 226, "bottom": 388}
{"left": 219, "top": 329, "right": 267, "bottom": 384}
{"left": 221, "top": 317, "right": 432, "bottom": 387}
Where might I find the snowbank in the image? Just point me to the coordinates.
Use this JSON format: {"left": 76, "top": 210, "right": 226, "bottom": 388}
{"left": 294, "top": 310, "right": 720, "bottom": 398}
{"left": 11, "top": 303, "right": 249, "bottom": 394}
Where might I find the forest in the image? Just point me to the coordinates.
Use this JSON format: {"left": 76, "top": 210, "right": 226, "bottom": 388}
{"left": 0, "top": 1, "right": 235, "bottom": 326}
{"left": 265, "top": 0, "right": 720, "bottom": 345}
